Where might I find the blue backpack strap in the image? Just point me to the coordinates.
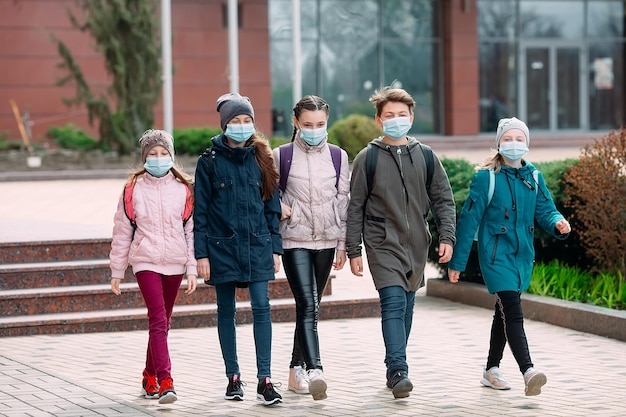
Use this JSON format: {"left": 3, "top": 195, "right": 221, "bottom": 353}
{"left": 328, "top": 144, "right": 342, "bottom": 190}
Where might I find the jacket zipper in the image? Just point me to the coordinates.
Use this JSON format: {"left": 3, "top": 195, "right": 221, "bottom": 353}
{"left": 490, "top": 235, "right": 499, "bottom": 264}
{"left": 397, "top": 147, "right": 410, "bottom": 246}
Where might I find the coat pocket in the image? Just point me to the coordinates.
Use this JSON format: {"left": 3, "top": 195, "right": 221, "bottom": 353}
{"left": 207, "top": 233, "right": 239, "bottom": 277}
{"left": 486, "top": 223, "right": 508, "bottom": 264}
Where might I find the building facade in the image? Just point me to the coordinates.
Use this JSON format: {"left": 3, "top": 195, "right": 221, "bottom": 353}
{"left": 1, "top": 0, "right": 623, "bottom": 145}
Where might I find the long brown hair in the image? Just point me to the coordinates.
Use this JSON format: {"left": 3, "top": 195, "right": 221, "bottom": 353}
{"left": 245, "top": 132, "right": 279, "bottom": 200}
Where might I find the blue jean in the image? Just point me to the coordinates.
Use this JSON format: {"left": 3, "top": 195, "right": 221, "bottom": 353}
{"left": 135, "top": 270, "right": 183, "bottom": 383}
{"left": 215, "top": 281, "right": 272, "bottom": 379}
{"left": 378, "top": 285, "right": 416, "bottom": 378}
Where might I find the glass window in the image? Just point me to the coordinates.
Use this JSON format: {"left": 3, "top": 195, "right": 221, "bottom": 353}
{"left": 479, "top": 42, "right": 517, "bottom": 132}
{"left": 382, "top": 0, "right": 438, "bottom": 39}
{"left": 382, "top": 40, "right": 440, "bottom": 133}
{"left": 519, "top": 0, "right": 584, "bottom": 39}
{"left": 269, "top": 0, "right": 442, "bottom": 134}
{"left": 477, "top": 0, "right": 517, "bottom": 40}
{"left": 589, "top": 42, "right": 625, "bottom": 129}
{"left": 587, "top": 1, "right": 625, "bottom": 38}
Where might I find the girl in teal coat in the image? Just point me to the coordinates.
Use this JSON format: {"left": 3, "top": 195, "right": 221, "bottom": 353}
{"left": 448, "top": 117, "right": 571, "bottom": 397}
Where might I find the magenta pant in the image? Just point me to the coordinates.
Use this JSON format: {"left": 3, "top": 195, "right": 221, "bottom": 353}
{"left": 135, "top": 270, "right": 183, "bottom": 382}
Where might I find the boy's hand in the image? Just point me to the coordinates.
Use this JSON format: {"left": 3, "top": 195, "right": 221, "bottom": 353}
{"left": 438, "top": 243, "right": 453, "bottom": 263}
{"left": 350, "top": 257, "right": 363, "bottom": 277}
{"left": 280, "top": 202, "right": 292, "bottom": 220}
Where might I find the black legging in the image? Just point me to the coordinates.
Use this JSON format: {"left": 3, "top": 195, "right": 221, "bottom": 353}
{"left": 282, "top": 248, "right": 335, "bottom": 370}
{"left": 486, "top": 290, "right": 534, "bottom": 374}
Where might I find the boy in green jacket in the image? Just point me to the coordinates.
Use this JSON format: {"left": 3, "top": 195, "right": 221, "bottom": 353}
{"left": 346, "top": 87, "right": 456, "bottom": 399}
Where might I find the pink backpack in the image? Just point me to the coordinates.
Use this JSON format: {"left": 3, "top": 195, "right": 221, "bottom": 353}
{"left": 123, "top": 179, "right": 194, "bottom": 230}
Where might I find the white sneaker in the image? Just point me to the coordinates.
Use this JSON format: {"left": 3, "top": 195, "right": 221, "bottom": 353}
{"left": 288, "top": 366, "right": 309, "bottom": 394}
{"left": 480, "top": 366, "right": 511, "bottom": 390}
{"left": 307, "top": 369, "right": 327, "bottom": 400}
{"left": 524, "top": 367, "right": 547, "bottom": 396}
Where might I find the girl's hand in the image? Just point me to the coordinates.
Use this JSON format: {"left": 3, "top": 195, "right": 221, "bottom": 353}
{"left": 111, "top": 278, "right": 122, "bottom": 295}
{"left": 273, "top": 254, "right": 281, "bottom": 273}
{"left": 333, "top": 250, "right": 346, "bottom": 270}
{"left": 185, "top": 274, "right": 197, "bottom": 294}
{"left": 448, "top": 269, "right": 460, "bottom": 283}
{"left": 556, "top": 219, "right": 571, "bottom": 234}
{"left": 197, "top": 258, "right": 210, "bottom": 280}
{"left": 280, "top": 202, "right": 292, "bottom": 220}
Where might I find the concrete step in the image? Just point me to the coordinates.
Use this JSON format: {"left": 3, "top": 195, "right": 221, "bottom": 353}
{"left": 0, "top": 296, "right": 380, "bottom": 337}
{"left": 0, "top": 259, "right": 126, "bottom": 290}
{"left": 0, "top": 238, "right": 111, "bottom": 263}
{"left": 0, "top": 277, "right": 330, "bottom": 317}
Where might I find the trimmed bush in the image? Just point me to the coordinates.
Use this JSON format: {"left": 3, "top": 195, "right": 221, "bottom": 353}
{"left": 47, "top": 124, "right": 97, "bottom": 150}
{"left": 173, "top": 127, "right": 222, "bottom": 156}
{"left": 327, "top": 114, "right": 381, "bottom": 160}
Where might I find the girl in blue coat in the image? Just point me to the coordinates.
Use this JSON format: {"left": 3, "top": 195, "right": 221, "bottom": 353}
{"left": 193, "top": 93, "right": 283, "bottom": 406}
{"left": 448, "top": 117, "right": 571, "bottom": 397}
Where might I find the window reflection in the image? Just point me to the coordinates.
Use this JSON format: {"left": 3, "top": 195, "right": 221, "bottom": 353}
{"left": 587, "top": 1, "right": 625, "bottom": 38}
{"left": 519, "top": 0, "right": 583, "bottom": 39}
{"left": 269, "top": 0, "right": 441, "bottom": 134}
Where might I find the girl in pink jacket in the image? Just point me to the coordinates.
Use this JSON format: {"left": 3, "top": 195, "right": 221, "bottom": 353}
{"left": 109, "top": 129, "right": 197, "bottom": 405}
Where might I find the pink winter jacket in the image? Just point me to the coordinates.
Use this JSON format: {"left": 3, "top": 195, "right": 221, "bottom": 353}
{"left": 109, "top": 172, "right": 197, "bottom": 279}
{"left": 272, "top": 136, "right": 350, "bottom": 251}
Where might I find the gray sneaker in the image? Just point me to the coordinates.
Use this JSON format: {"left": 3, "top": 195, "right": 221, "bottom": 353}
{"left": 480, "top": 366, "right": 511, "bottom": 390}
{"left": 524, "top": 367, "right": 547, "bottom": 396}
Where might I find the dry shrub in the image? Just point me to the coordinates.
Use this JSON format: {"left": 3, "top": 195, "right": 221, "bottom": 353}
{"left": 563, "top": 129, "right": 626, "bottom": 276}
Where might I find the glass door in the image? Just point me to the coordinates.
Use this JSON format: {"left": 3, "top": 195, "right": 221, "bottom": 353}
{"left": 520, "top": 44, "right": 584, "bottom": 130}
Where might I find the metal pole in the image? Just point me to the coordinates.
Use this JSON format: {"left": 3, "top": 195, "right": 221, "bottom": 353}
{"left": 161, "top": 0, "right": 173, "bottom": 133}
{"left": 292, "top": 0, "right": 302, "bottom": 104}
{"left": 228, "top": 0, "right": 239, "bottom": 93}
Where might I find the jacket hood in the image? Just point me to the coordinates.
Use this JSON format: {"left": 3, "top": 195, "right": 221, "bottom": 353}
{"left": 370, "top": 135, "right": 421, "bottom": 151}
{"left": 210, "top": 133, "right": 255, "bottom": 162}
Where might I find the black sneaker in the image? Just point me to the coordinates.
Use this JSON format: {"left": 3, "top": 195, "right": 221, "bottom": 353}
{"left": 256, "top": 377, "right": 282, "bottom": 406}
{"left": 225, "top": 374, "right": 244, "bottom": 401}
{"left": 387, "top": 371, "right": 413, "bottom": 399}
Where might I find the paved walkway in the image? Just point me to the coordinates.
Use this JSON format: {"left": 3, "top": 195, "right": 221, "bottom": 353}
{"left": 4, "top": 143, "right": 624, "bottom": 416}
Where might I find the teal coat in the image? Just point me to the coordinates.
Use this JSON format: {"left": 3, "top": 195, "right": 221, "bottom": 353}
{"left": 448, "top": 161, "right": 568, "bottom": 294}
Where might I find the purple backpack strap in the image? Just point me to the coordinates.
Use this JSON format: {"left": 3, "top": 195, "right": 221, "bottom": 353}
{"left": 279, "top": 143, "right": 294, "bottom": 193}
{"left": 280, "top": 142, "right": 342, "bottom": 193}
{"left": 328, "top": 144, "right": 342, "bottom": 190}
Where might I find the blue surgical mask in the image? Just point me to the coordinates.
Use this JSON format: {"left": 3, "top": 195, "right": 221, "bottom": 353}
{"left": 225, "top": 123, "right": 255, "bottom": 143}
{"left": 382, "top": 117, "right": 412, "bottom": 140}
{"left": 300, "top": 127, "right": 327, "bottom": 146}
{"left": 499, "top": 141, "right": 529, "bottom": 161}
{"left": 144, "top": 156, "right": 173, "bottom": 177}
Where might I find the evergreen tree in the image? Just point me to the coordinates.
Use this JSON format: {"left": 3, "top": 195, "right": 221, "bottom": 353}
{"left": 53, "top": 0, "right": 162, "bottom": 154}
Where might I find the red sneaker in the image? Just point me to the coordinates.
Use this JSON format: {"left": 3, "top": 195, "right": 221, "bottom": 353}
{"left": 158, "top": 375, "right": 177, "bottom": 404}
{"left": 141, "top": 370, "right": 159, "bottom": 399}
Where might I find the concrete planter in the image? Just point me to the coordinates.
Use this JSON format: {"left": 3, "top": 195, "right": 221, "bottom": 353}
{"left": 426, "top": 278, "right": 626, "bottom": 342}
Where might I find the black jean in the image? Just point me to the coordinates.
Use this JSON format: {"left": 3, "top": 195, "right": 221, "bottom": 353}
{"left": 486, "top": 290, "right": 534, "bottom": 374}
{"left": 282, "top": 248, "right": 335, "bottom": 370}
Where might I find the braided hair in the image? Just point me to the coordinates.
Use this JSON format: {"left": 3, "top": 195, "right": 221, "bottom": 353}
{"left": 290, "top": 95, "right": 330, "bottom": 142}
